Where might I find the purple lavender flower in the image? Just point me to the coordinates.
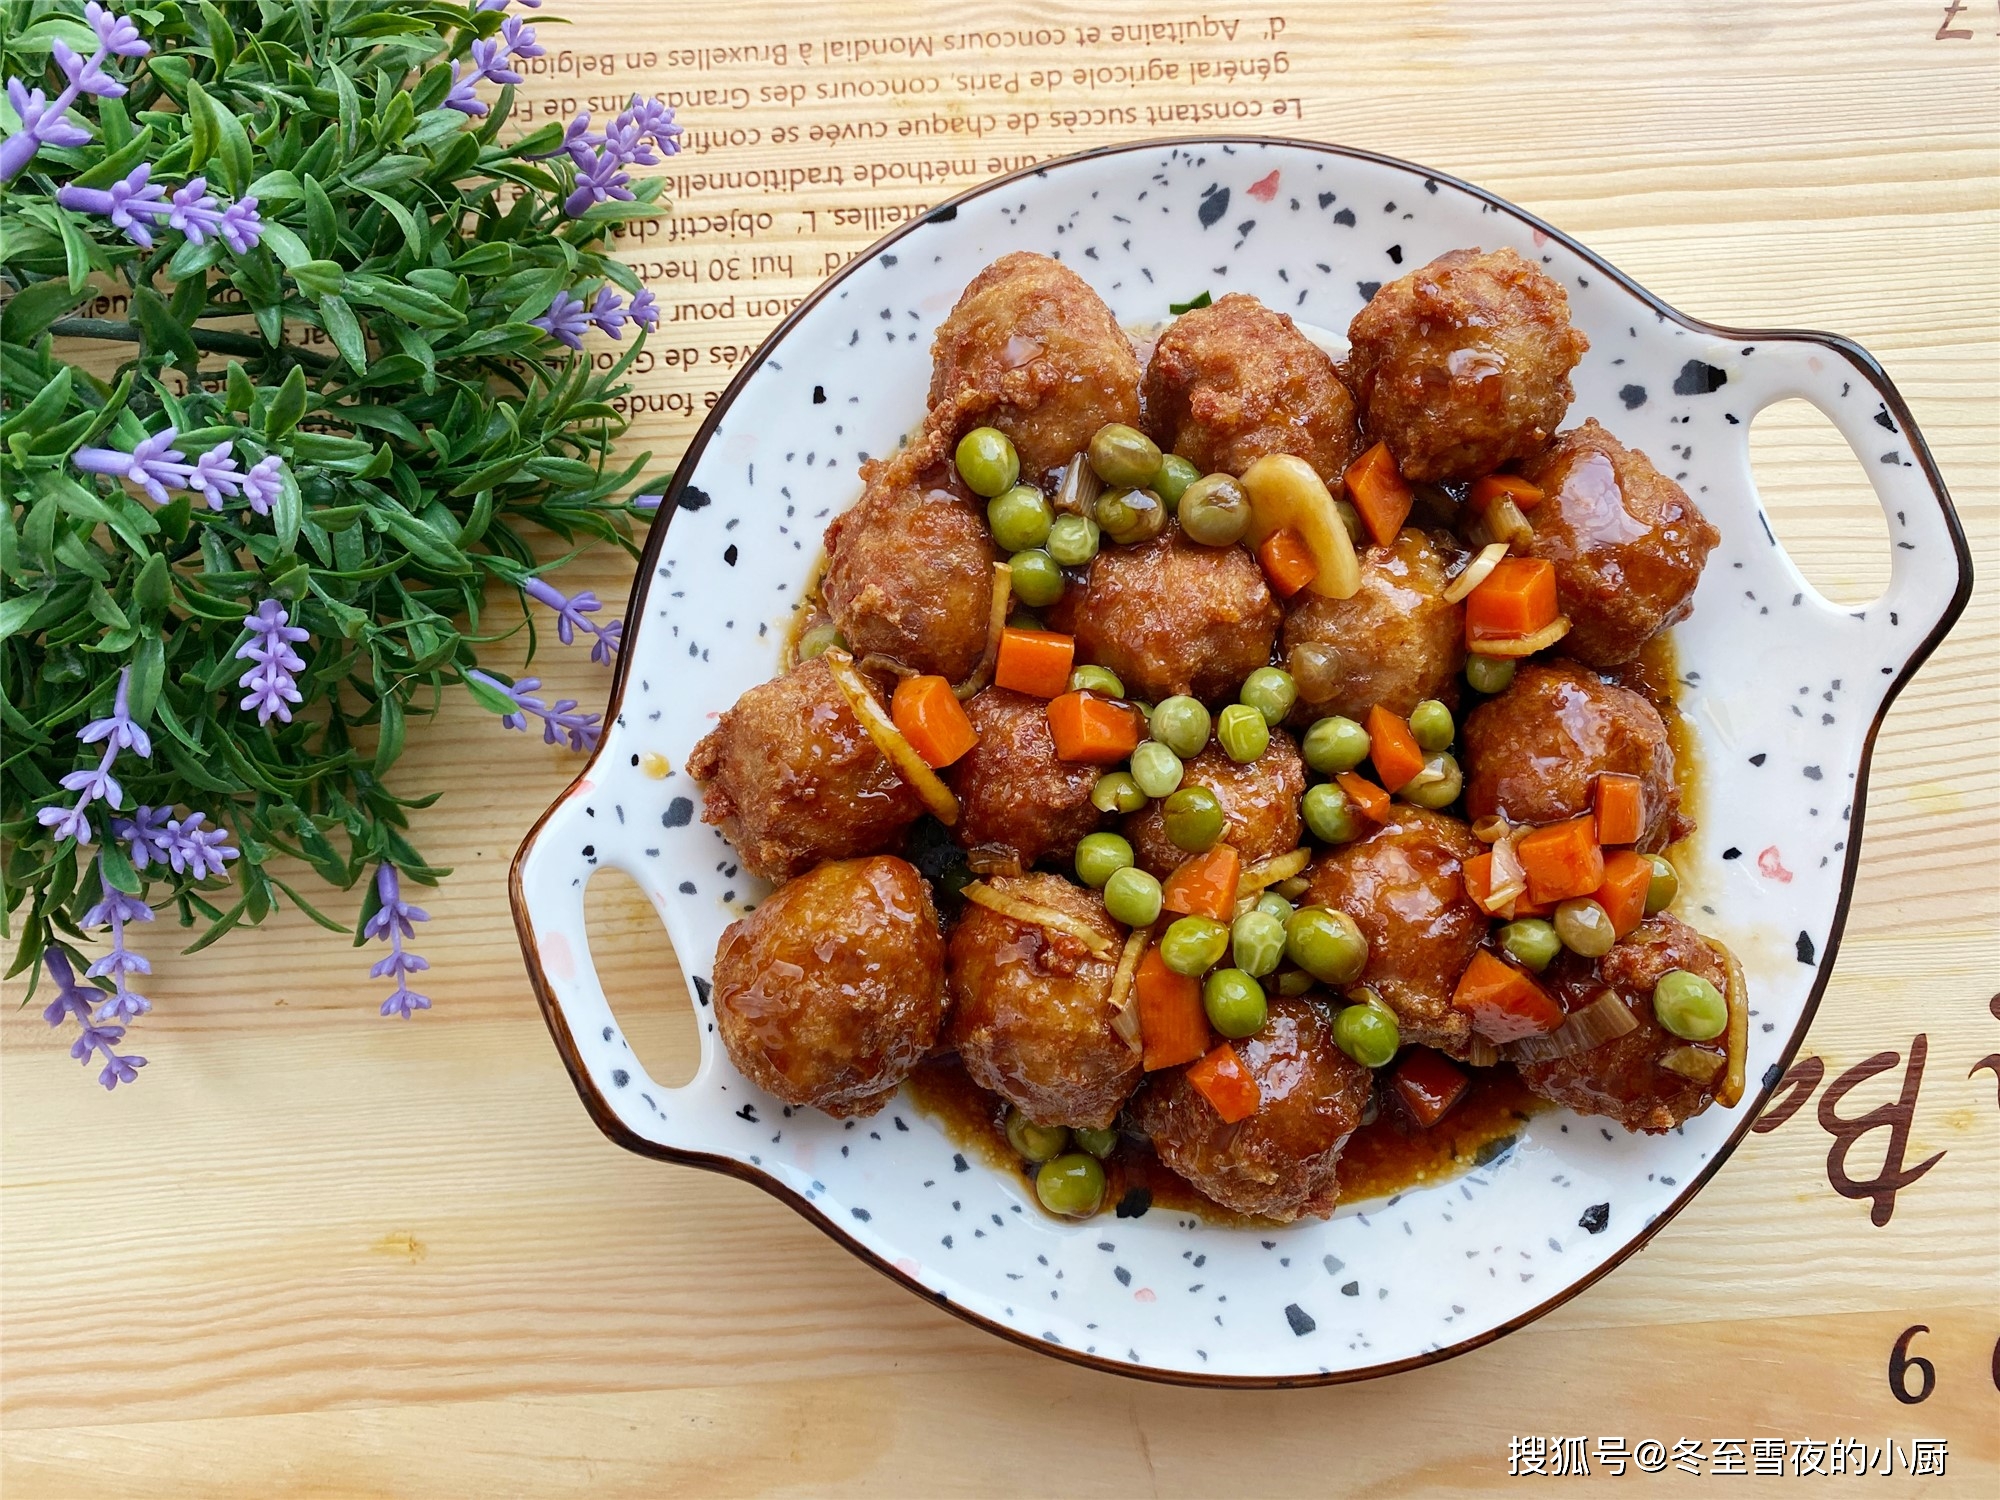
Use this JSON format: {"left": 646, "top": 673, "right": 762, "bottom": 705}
{"left": 466, "top": 670, "right": 601, "bottom": 752}
{"left": 83, "top": 861, "right": 153, "bottom": 1024}
{"left": 37, "top": 665, "right": 150, "bottom": 844}
{"left": 523, "top": 576, "right": 621, "bottom": 661}
{"left": 57, "top": 162, "right": 167, "bottom": 247}
{"left": 585, "top": 285, "right": 628, "bottom": 338}
{"left": 184, "top": 443, "right": 244, "bottom": 508}
{"left": 364, "top": 865, "right": 432, "bottom": 1019}
{"left": 0, "top": 5, "right": 143, "bottom": 182}
{"left": 0, "top": 80, "right": 92, "bottom": 179}
{"left": 500, "top": 15, "right": 545, "bottom": 58}
{"left": 468, "top": 35, "right": 522, "bottom": 85}
{"left": 78, "top": 665, "right": 150, "bottom": 758}
{"left": 588, "top": 616, "right": 623, "bottom": 666}
{"left": 112, "top": 804, "right": 174, "bottom": 870}
{"left": 166, "top": 176, "right": 224, "bottom": 243}
{"left": 627, "top": 286, "right": 659, "bottom": 332}
{"left": 36, "top": 796, "right": 96, "bottom": 844}
{"left": 41, "top": 948, "right": 146, "bottom": 1090}
{"left": 239, "top": 454, "right": 284, "bottom": 516}
{"left": 530, "top": 288, "right": 588, "bottom": 350}
{"left": 599, "top": 115, "right": 658, "bottom": 168}
{"left": 631, "top": 493, "right": 663, "bottom": 512}
{"left": 73, "top": 426, "right": 187, "bottom": 503}
{"left": 619, "top": 96, "right": 683, "bottom": 157}
{"left": 162, "top": 811, "right": 237, "bottom": 880}
{"left": 86, "top": 1, "right": 149, "bottom": 58}
{"left": 235, "top": 599, "right": 308, "bottom": 725}
{"left": 215, "top": 194, "right": 262, "bottom": 253}
{"left": 530, "top": 110, "right": 599, "bottom": 166}
{"left": 443, "top": 61, "right": 488, "bottom": 117}
{"left": 562, "top": 147, "right": 634, "bottom": 218}
{"left": 52, "top": 38, "right": 125, "bottom": 99}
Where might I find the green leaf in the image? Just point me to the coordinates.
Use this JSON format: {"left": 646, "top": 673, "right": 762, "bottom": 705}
{"left": 291, "top": 259, "right": 347, "bottom": 299}
{"left": 131, "top": 286, "right": 201, "bottom": 370}
{"left": 301, "top": 174, "right": 339, "bottom": 258}
{"left": 0, "top": 595, "right": 42, "bottom": 642}
{"left": 373, "top": 508, "right": 473, "bottom": 575}
{"left": 348, "top": 153, "right": 427, "bottom": 191}
{"left": 128, "top": 633, "right": 165, "bottom": 724}
{"left": 0, "top": 367, "right": 73, "bottom": 439}
{"left": 258, "top": 221, "right": 313, "bottom": 269}
{"left": 373, "top": 687, "right": 404, "bottom": 775}
{"left": 1, "top": 279, "right": 89, "bottom": 345}
{"left": 265, "top": 364, "right": 308, "bottom": 437}
{"left": 273, "top": 467, "right": 304, "bottom": 554}
{"left": 1169, "top": 290, "right": 1213, "bottom": 315}
{"left": 225, "top": 360, "right": 256, "bottom": 415}
{"left": 460, "top": 671, "right": 520, "bottom": 717}
{"left": 132, "top": 553, "right": 171, "bottom": 617}
{"left": 66, "top": 124, "right": 155, "bottom": 189}
{"left": 98, "top": 839, "right": 142, "bottom": 896}
{"left": 86, "top": 584, "right": 131, "bottom": 630}
{"left": 317, "top": 294, "right": 368, "bottom": 373}
{"left": 246, "top": 169, "right": 304, "bottom": 206}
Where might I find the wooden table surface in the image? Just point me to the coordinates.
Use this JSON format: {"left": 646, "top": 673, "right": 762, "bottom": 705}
{"left": 4, "top": 1, "right": 1996, "bottom": 1494}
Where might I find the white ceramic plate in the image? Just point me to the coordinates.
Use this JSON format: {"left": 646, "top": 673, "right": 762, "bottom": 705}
{"left": 511, "top": 138, "right": 1970, "bottom": 1386}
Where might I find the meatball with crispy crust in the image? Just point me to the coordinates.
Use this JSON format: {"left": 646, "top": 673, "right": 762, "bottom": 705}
{"left": 1516, "top": 914, "right": 1731, "bottom": 1133}
{"left": 1069, "top": 528, "right": 1280, "bottom": 704}
{"left": 1141, "top": 293, "right": 1363, "bottom": 483}
{"left": 1283, "top": 530, "right": 1465, "bottom": 725}
{"left": 948, "top": 688, "right": 1103, "bottom": 870}
{"left": 1517, "top": 419, "right": 1720, "bottom": 666}
{"left": 945, "top": 873, "right": 1139, "bottom": 1129}
{"left": 1124, "top": 732, "right": 1305, "bottom": 879}
{"left": 1301, "top": 807, "right": 1487, "bottom": 1057}
{"left": 1461, "top": 660, "right": 1686, "bottom": 851}
{"left": 686, "top": 656, "right": 924, "bottom": 885}
{"left": 925, "top": 252, "right": 1142, "bottom": 481}
{"left": 1133, "top": 998, "right": 1373, "bottom": 1222}
{"left": 1346, "top": 247, "right": 1590, "bottom": 482}
{"left": 712, "top": 857, "right": 945, "bottom": 1119}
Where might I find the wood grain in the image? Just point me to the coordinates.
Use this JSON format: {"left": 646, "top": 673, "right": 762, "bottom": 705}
{"left": 4, "top": 1, "right": 1996, "bottom": 1494}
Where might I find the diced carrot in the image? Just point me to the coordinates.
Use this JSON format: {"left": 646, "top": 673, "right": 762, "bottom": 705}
{"left": 1364, "top": 704, "right": 1425, "bottom": 793}
{"left": 1256, "top": 526, "right": 1318, "bottom": 597}
{"left": 1137, "top": 946, "right": 1210, "bottom": 1071}
{"left": 1186, "top": 1042, "right": 1262, "bottom": 1123}
{"left": 1336, "top": 771, "right": 1392, "bottom": 825}
{"left": 1392, "top": 1049, "right": 1468, "bottom": 1129}
{"left": 890, "top": 674, "right": 978, "bottom": 769}
{"left": 1464, "top": 557, "right": 1559, "bottom": 644}
{"left": 1592, "top": 771, "right": 1645, "bottom": 846}
{"left": 993, "top": 627, "right": 1074, "bottom": 699}
{"left": 1469, "top": 473, "right": 1546, "bottom": 511}
{"left": 1460, "top": 852, "right": 1550, "bottom": 918}
{"left": 1516, "top": 816, "right": 1605, "bottom": 904}
{"left": 1046, "top": 690, "right": 1141, "bottom": 764}
{"left": 1342, "top": 440, "right": 1414, "bottom": 548}
{"left": 1451, "top": 949, "right": 1565, "bottom": 1043}
{"left": 1593, "top": 849, "right": 1654, "bottom": 939}
{"left": 1161, "top": 845, "right": 1242, "bottom": 923}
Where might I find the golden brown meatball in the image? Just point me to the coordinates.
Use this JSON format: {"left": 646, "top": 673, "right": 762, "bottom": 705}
{"left": 944, "top": 873, "right": 1139, "bottom": 1129}
{"left": 1301, "top": 808, "right": 1487, "bottom": 1057}
{"left": 1517, "top": 420, "right": 1720, "bottom": 666}
{"left": 925, "top": 252, "right": 1142, "bottom": 481}
{"left": 821, "top": 441, "right": 998, "bottom": 682}
{"left": 712, "top": 857, "right": 945, "bottom": 1119}
{"left": 1460, "top": 660, "right": 1686, "bottom": 851}
{"left": 1141, "top": 293, "right": 1363, "bottom": 483}
{"left": 686, "top": 656, "right": 923, "bottom": 885}
{"left": 1516, "top": 914, "right": 1729, "bottom": 1133}
{"left": 1069, "top": 529, "right": 1280, "bottom": 704}
{"left": 1283, "top": 530, "right": 1466, "bottom": 725}
{"left": 1132, "top": 998, "right": 1373, "bottom": 1222}
{"left": 948, "top": 688, "right": 1102, "bottom": 870}
{"left": 1345, "top": 247, "right": 1590, "bottom": 482}
{"left": 1123, "top": 733, "right": 1305, "bottom": 879}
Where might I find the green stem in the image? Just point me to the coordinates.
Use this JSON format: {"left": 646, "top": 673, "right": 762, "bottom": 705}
{"left": 47, "top": 318, "right": 335, "bottom": 373}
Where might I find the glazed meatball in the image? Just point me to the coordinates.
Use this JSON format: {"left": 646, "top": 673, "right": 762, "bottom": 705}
{"left": 949, "top": 688, "right": 1102, "bottom": 870}
{"left": 1517, "top": 419, "right": 1720, "bottom": 666}
{"left": 687, "top": 656, "right": 924, "bottom": 885}
{"left": 1516, "top": 914, "right": 1730, "bottom": 1133}
{"left": 945, "top": 873, "right": 1139, "bottom": 1129}
{"left": 1124, "top": 732, "right": 1305, "bottom": 879}
{"left": 1460, "top": 660, "right": 1686, "bottom": 851}
{"left": 1283, "top": 530, "right": 1465, "bottom": 725}
{"left": 1345, "top": 247, "right": 1590, "bottom": 482}
{"left": 1069, "top": 529, "right": 1280, "bottom": 704}
{"left": 712, "top": 857, "right": 945, "bottom": 1119}
{"left": 1141, "top": 293, "right": 1363, "bottom": 483}
{"left": 821, "top": 442, "right": 998, "bottom": 682}
{"left": 1301, "top": 807, "right": 1487, "bottom": 1057}
{"left": 1133, "top": 998, "right": 1373, "bottom": 1222}
{"left": 926, "top": 251, "right": 1142, "bottom": 481}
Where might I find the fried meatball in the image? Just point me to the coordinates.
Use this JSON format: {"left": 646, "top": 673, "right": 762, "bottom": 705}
{"left": 1460, "top": 660, "right": 1686, "bottom": 851}
{"left": 1133, "top": 998, "right": 1373, "bottom": 1222}
{"left": 1141, "top": 293, "right": 1363, "bottom": 483}
{"left": 1345, "top": 247, "right": 1590, "bottom": 482}
{"left": 1283, "top": 530, "right": 1465, "bottom": 725}
{"left": 1517, "top": 419, "right": 1720, "bottom": 666}
{"left": 1124, "top": 732, "right": 1305, "bottom": 879}
{"left": 712, "top": 857, "right": 945, "bottom": 1119}
{"left": 821, "top": 441, "right": 998, "bottom": 682}
{"left": 1516, "top": 914, "right": 1730, "bottom": 1133}
{"left": 926, "top": 252, "right": 1142, "bottom": 481}
{"left": 1301, "top": 807, "right": 1486, "bottom": 1057}
{"left": 687, "top": 656, "right": 923, "bottom": 885}
{"left": 944, "top": 873, "right": 1138, "bottom": 1129}
{"left": 948, "top": 688, "right": 1102, "bottom": 869}
{"left": 1069, "top": 529, "right": 1280, "bottom": 704}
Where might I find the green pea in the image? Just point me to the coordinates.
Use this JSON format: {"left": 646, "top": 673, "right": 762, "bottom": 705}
{"left": 1094, "top": 486, "right": 1167, "bottom": 546}
{"left": 797, "top": 622, "right": 845, "bottom": 662}
{"left": 1071, "top": 1125, "right": 1120, "bottom": 1159}
{"left": 1160, "top": 914, "right": 1230, "bottom": 977}
{"left": 1303, "top": 781, "right": 1362, "bottom": 843}
{"left": 1130, "top": 740, "right": 1185, "bottom": 799}
{"left": 1103, "top": 866, "right": 1164, "bottom": 928}
{"left": 1399, "top": 751, "right": 1463, "bottom": 810}
{"left": 1162, "top": 786, "right": 1225, "bottom": 853}
{"left": 1333, "top": 498, "right": 1366, "bottom": 547}
{"left": 1046, "top": 513, "right": 1101, "bottom": 567}
{"left": 1302, "top": 715, "right": 1371, "bottom": 774}
{"left": 1333, "top": 998, "right": 1400, "bottom": 1068}
{"left": 956, "top": 426, "right": 1020, "bottom": 498}
{"left": 1554, "top": 898, "right": 1617, "bottom": 958}
{"left": 1653, "top": 969, "right": 1728, "bottom": 1041}
{"left": 1216, "top": 702, "right": 1269, "bottom": 763}
{"left": 1239, "top": 666, "right": 1298, "bottom": 727}
{"left": 1128, "top": 700, "right": 1156, "bottom": 721}
{"left": 1155, "top": 453, "right": 1200, "bottom": 510}
{"left": 1255, "top": 891, "right": 1295, "bottom": 923}
{"left": 1005, "top": 1108, "right": 1069, "bottom": 1163}
{"left": 1149, "top": 696, "right": 1212, "bottom": 759}
{"left": 1177, "top": 473, "right": 1251, "bottom": 546}
{"left": 1088, "top": 423, "right": 1164, "bottom": 488}
{"left": 987, "top": 484, "right": 1053, "bottom": 552}
{"left": 1091, "top": 771, "right": 1148, "bottom": 815}
{"left": 1498, "top": 918, "right": 1562, "bottom": 974}
{"left": 1644, "top": 854, "right": 1680, "bottom": 915}
{"left": 1466, "top": 653, "right": 1516, "bottom": 695}
{"left": 1036, "top": 1152, "right": 1108, "bottom": 1217}
{"left": 1409, "top": 699, "right": 1455, "bottom": 752}
{"left": 1006, "top": 608, "right": 1044, "bottom": 632}
{"left": 1203, "top": 968, "right": 1268, "bottom": 1039}
{"left": 1273, "top": 966, "right": 1316, "bottom": 997}
{"left": 1231, "top": 909, "right": 1288, "bottom": 978}
{"left": 1008, "top": 548, "right": 1065, "bottom": 608}
{"left": 1073, "top": 831, "right": 1135, "bottom": 889}
{"left": 1068, "top": 664, "right": 1125, "bottom": 698}
{"left": 1286, "top": 906, "right": 1368, "bottom": 985}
